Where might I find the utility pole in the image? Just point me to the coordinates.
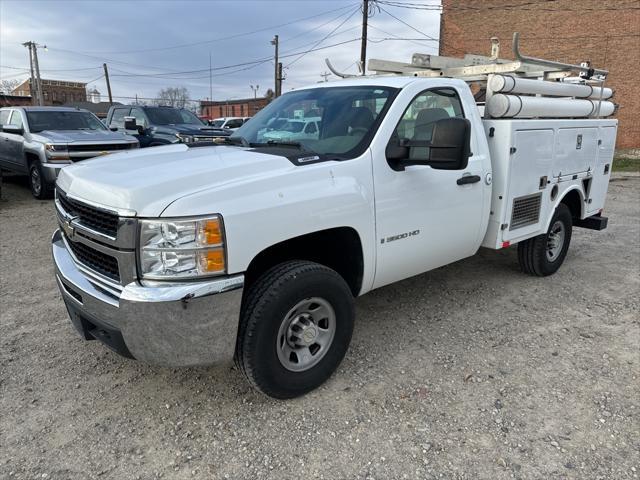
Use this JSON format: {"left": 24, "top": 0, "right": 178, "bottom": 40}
{"left": 22, "top": 42, "right": 45, "bottom": 105}
{"left": 277, "top": 63, "right": 283, "bottom": 97}
{"left": 360, "top": 0, "right": 369, "bottom": 75}
{"left": 271, "top": 35, "right": 282, "bottom": 97}
{"left": 103, "top": 63, "right": 113, "bottom": 105}
{"left": 209, "top": 52, "right": 213, "bottom": 106}
{"left": 23, "top": 42, "right": 37, "bottom": 105}
{"left": 32, "top": 44, "right": 45, "bottom": 105}
{"left": 320, "top": 71, "right": 330, "bottom": 82}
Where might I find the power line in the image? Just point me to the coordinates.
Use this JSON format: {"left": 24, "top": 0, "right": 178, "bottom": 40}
{"left": 286, "top": 6, "right": 361, "bottom": 68}
{"left": 376, "top": 1, "right": 442, "bottom": 11}
{"left": 104, "top": 39, "right": 361, "bottom": 81}
{"left": 68, "top": 4, "right": 359, "bottom": 55}
{"left": 377, "top": 4, "right": 466, "bottom": 55}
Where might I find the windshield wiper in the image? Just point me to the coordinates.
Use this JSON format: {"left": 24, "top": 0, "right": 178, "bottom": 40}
{"left": 253, "top": 140, "right": 314, "bottom": 153}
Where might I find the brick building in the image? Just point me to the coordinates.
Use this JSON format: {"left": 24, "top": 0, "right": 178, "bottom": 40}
{"left": 0, "top": 94, "right": 33, "bottom": 107}
{"left": 12, "top": 79, "right": 87, "bottom": 105}
{"left": 200, "top": 97, "right": 270, "bottom": 120}
{"left": 440, "top": 0, "right": 639, "bottom": 149}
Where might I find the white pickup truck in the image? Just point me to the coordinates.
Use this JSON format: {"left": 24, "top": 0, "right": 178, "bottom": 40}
{"left": 51, "top": 52, "right": 617, "bottom": 398}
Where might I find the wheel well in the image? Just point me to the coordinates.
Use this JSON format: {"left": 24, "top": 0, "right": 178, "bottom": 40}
{"left": 560, "top": 189, "right": 583, "bottom": 220}
{"left": 25, "top": 152, "right": 39, "bottom": 166}
{"left": 244, "top": 227, "right": 364, "bottom": 297}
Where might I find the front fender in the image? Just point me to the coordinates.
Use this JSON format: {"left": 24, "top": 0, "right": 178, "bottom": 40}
{"left": 162, "top": 152, "right": 377, "bottom": 293}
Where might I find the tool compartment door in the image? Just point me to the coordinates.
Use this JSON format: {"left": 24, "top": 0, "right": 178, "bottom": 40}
{"left": 553, "top": 127, "right": 598, "bottom": 177}
{"left": 586, "top": 125, "right": 616, "bottom": 215}
{"left": 502, "top": 129, "right": 554, "bottom": 242}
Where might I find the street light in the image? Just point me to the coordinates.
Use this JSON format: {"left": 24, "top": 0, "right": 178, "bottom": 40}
{"left": 250, "top": 84, "right": 259, "bottom": 99}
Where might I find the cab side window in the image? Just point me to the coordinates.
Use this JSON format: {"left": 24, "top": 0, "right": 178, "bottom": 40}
{"left": 225, "top": 118, "right": 243, "bottom": 129}
{"left": 9, "top": 111, "right": 23, "bottom": 128}
{"left": 110, "top": 108, "right": 130, "bottom": 128}
{"left": 130, "top": 108, "right": 147, "bottom": 127}
{"left": 304, "top": 122, "right": 317, "bottom": 134}
{"left": 393, "top": 88, "right": 464, "bottom": 161}
{"left": 0, "top": 110, "right": 10, "bottom": 126}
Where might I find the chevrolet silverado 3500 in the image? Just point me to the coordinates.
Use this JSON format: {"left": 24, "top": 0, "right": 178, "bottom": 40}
{"left": 51, "top": 45, "right": 617, "bottom": 398}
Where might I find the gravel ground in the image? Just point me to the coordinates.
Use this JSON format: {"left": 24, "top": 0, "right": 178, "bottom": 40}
{"left": 1, "top": 173, "right": 638, "bottom": 480}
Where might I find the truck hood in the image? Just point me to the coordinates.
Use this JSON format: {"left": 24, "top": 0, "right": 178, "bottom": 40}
{"left": 56, "top": 144, "right": 294, "bottom": 217}
{"left": 33, "top": 130, "right": 136, "bottom": 143}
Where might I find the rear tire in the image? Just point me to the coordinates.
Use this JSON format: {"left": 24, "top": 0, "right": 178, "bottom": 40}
{"left": 518, "top": 203, "right": 572, "bottom": 276}
{"left": 28, "top": 159, "right": 53, "bottom": 200}
{"left": 235, "top": 261, "right": 354, "bottom": 399}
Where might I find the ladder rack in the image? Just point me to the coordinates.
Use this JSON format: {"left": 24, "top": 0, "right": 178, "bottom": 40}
{"left": 326, "top": 33, "right": 615, "bottom": 120}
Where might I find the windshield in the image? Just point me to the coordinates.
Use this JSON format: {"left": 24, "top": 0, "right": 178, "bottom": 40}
{"left": 145, "top": 107, "right": 204, "bottom": 126}
{"left": 232, "top": 85, "right": 398, "bottom": 158}
{"left": 26, "top": 111, "right": 107, "bottom": 133}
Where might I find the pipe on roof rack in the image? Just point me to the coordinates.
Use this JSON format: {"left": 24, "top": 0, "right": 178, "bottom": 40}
{"left": 325, "top": 59, "right": 358, "bottom": 79}
{"left": 512, "top": 32, "right": 608, "bottom": 77}
{"left": 489, "top": 74, "right": 613, "bottom": 99}
{"left": 487, "top": 93, "right": 615, "bottom": 119}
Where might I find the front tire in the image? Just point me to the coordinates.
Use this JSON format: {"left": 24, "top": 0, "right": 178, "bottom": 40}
{"left": 518, "top": 203, "right": 573, "bottom": 276}
{"left": 28, "top": 159, "right": 53, "bottom": 200}
{"left": 235, "top": 261, "right": 355, "bottom": 399}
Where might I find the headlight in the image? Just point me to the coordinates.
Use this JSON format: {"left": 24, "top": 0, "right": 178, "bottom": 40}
{"left": 45, "top": 143, "right": 68, "bottom": 152}
{"left": 176, "top": 134, "right": 193, "bottom": 143}
{"left": 139, "top": 216, "right": 226, "bottom": 279}
{"left": 45, "top": 143, "right": 70, "bottom": 161}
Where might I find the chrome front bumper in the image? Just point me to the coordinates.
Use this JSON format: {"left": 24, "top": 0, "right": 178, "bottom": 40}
{"left": 52, "top": 229, "right": 244, "bottom": 366}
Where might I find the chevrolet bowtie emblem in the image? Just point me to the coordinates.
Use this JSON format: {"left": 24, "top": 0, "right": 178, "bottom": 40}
{"left": 63, "top": 217, "right": 79, "bottom": 239}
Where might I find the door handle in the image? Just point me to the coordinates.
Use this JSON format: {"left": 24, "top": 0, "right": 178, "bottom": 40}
{"left": 456, "top": 174, "right": 481, "bottom": 185}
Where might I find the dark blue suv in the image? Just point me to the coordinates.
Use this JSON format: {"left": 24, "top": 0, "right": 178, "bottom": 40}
{"left": 106, "top": 105, "right": 229, "bottom": 147}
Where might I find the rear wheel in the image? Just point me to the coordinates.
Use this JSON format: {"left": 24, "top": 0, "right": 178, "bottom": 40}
{"left": 518, "top": 203, "right": 572, "bottom": 276}
{"left": 28, "top": 159, "right": 53, "bottom": 200}
{"left": 235, "top": 261, "right": 354, "bottom": 399}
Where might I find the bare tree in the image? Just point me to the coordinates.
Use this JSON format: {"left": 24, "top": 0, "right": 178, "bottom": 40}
{"left": 0, "top": 79, "right": 21, "bottom": 95}
{"left": 155, "top": 87, "right": 190, "bottom": 108}
{"left": 264, "top": 88, "right": 275, "bottom": 100}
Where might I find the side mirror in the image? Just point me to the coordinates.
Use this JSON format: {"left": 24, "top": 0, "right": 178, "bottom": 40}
{"left": 427, "top": 117, "right": 472, "bottom": 170}
{"left": 2, "top": 124, "right": 24, "bottom": 135}
{"left": 123, "top": 116, "right": 137, "bottom": 131}
{"left": 387, "top": 117, "right": 471, "bottom": 171}
{"left": 136, "top": 125, "right": 145, "bottom": 135}
{"left": 109, "top": 127, "right": 118, "bottom": 132}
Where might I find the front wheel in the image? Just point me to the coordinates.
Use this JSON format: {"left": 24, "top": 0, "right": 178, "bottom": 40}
{"left": 29, "top": 159, "right": 54, "bottom": 200}
{"left": 518, "top": 203, "right": 573, "bottom": 276}
{"left": 235, "top": 261, "right": 355, "bottom": 399}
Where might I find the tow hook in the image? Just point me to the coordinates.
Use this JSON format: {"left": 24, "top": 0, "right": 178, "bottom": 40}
{"left": 181, "top": 292, "right": 195, "bottom": 309}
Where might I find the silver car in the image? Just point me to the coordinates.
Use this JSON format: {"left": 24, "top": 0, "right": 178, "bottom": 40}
{"left": 0, "top": 106, "right": 138, "bottom": 199}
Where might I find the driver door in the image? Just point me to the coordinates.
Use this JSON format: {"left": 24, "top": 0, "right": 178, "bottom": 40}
{"left": 372, "top": 87, "right": 485, "bottom": 289}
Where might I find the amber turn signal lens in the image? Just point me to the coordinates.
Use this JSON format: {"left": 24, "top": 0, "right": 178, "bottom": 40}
{"left": 198, "top": 249, "right": 225, "bottom": 273}
{"left": 199, "top": 219, "right": 223, "bottom": 245}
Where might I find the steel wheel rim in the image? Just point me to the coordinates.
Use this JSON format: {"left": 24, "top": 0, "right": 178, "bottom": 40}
{"left": 30, "top": 166, "right": 41, "bottom": 196}
{"left": 276, "top": 297, "right": 336, "bottom": 372}
{"left": 546, "top": 220, "right": 565, "bottom": 262}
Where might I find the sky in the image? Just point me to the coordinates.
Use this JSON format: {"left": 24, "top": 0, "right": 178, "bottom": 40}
{"left": 0, "top": 0, "right": 442, "bottom": 105}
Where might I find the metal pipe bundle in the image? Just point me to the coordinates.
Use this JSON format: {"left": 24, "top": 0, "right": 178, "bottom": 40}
{"left": 488, "top": 74, "right": 613, "bottom": 100}
{"left": 487, "top": 93, "right": 616, "bottom": 118}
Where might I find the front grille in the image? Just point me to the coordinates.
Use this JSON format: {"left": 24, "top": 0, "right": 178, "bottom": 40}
{"left": 66, "top": 238, "right": 120, "bottom": 282}
{"left": 67, "top": 143, "right": 134, "bottom": 152}
{"left": 57, "top": 191, "right": 119, "bottom": 237}
{"left": 510, "top": 193, "right": 542, "bottom": 230}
